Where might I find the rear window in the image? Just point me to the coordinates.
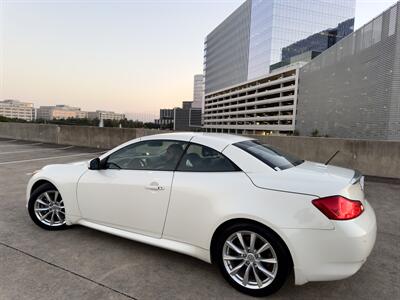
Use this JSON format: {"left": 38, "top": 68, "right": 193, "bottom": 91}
{"left": 234, "top": 140, "right": 304, "bottom": 171}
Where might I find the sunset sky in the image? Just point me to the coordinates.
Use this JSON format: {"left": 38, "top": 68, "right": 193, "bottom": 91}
{"left": 0, "top": 0, "right": 398, "bottom": 120}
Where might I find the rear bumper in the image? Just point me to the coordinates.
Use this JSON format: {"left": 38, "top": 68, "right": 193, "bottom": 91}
{"left": 282, "top": 199, "right": 377, "bottom": 285}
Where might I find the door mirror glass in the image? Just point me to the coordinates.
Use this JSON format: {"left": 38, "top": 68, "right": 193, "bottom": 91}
{"left": 89, "top": 157, "right": 101, "bottom": 170}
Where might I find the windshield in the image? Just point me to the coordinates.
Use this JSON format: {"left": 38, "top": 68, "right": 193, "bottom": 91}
{"left": 234, "top": 140, "right": 304, "bottom": 171}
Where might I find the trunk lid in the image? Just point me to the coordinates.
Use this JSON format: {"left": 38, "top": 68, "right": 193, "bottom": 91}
{"left": 248, "top": 161, "right": 365, "bottom": 200}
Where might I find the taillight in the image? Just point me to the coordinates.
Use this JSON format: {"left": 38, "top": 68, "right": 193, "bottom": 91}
{"left": 312, "top": 196, "right": 364, "bottom": 220}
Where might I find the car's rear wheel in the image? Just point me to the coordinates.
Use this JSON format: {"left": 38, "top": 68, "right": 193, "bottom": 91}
{"left": 215, "top": 223, "right": 291, "bottom": 297}
{"left": 28, "top": 183, "right": 67, "bottom": 230}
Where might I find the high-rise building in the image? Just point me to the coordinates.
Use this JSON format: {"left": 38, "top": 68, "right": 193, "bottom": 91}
{"left": 172, "top": 101, "right": 202, "bottom": 131}
{"left": 296, "top": 2, "right": 400, "bottom": 141}
{"left": 204, "top": 0, "right": 356, "bottom": 94}
{"left": 192, "top": 74, "right": 204, "bottom": 109}
{"left": 269, "top": 18, "right": 355, "bottom": 71}
{"left": 281, "top": 18, "right": 355, "bottom": 63}
{"left": 0, "top": 100, "right": 35, "bottom": 121}
{"left": 155, "top": 109, "right": 174, "bottom": 129}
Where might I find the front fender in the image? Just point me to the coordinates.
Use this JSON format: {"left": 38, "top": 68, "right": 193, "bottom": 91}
{"left": 26, "top": 163, "right": 88, "bottom": 224}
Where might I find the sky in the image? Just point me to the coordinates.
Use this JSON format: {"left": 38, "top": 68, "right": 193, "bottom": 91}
{"left": 0, "top": 0, "right": 398, "bottom": 120}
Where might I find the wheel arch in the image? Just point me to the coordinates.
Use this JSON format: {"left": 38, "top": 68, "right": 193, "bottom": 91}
{"left": 209, "top": 218, "right": 294, "bottom": 269}
{"left": 30, "top": 179, "right": 58, "bottom": 196}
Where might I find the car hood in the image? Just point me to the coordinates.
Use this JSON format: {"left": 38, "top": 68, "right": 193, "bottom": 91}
{"left": 68, "top": 160, "right": 89, "bottom": 167}
{"left": 38, "top": 160, "right": 89, "bottom": 175}
{"left": 247, "top": 161, "right": 356, "bottom": 198}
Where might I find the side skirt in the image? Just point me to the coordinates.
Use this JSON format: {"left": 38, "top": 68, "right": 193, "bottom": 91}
{"left": 77, "top": 219, "right": 211, "bottom": 263}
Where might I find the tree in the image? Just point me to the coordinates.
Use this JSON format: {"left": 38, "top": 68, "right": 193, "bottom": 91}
{"left": 311, "top": 129, "right": 320, "bottom": 137}
{"left": 0, "top": 116, "right": 27, "bottom": 123}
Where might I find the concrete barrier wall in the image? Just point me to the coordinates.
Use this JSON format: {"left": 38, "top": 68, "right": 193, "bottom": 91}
{"left": 0, "top": 123, "right": 169, "bottom": 149}
{"left": 0, "top": 122, "right": 399, "bottom": 178}
{"left": 251, "top": 135, "right": 400, "bottom": 179}
{"left": 0, "top": 122, "right": 60, "bottom": 144}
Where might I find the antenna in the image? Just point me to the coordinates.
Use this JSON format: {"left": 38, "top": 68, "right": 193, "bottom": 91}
{"left": 325, "top": 150, "right": 340, "bottom": 165}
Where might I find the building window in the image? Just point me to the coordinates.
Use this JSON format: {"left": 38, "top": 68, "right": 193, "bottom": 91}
{"left": 389, "top": 5, "right": 397, "bottom": 36}
{"left": 362, "top": 21, "right": 373, "bottom": 49}
{"left": 372, "top": 16, "right": 382, "bottom": 44}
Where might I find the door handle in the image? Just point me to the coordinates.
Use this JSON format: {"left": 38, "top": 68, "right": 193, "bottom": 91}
{"left": 146, "top": 186, "right": 165, "bottom": 191}
{"left": 145, "top": 182, "right": 165, "bottom": 191}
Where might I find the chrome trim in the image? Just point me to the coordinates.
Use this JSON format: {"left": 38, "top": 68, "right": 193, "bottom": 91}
{"left": 350, "top": 170, "right": 364, "bottom": 190}
{"left": 350, "top": 170, "right": 362, "bottom": 185}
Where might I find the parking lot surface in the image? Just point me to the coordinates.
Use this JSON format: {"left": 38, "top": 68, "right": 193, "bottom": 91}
{"left": 0, "top": 138, "right": 399, "bottom": 300}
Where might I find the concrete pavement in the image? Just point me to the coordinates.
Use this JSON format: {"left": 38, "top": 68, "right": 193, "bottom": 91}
{"left": 0, "top": 138, "right": 399, "bottom": 299}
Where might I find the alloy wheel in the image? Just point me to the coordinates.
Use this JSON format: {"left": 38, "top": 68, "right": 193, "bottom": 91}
{"left": 33, "top": 190, "right": 66, "bottom": 227}
{"left": 222, "top": 230, "right": 278, "bottom": 289}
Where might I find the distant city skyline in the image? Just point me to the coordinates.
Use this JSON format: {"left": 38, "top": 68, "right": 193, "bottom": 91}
{"left": 1, "top": 98, "right": 157, "bottom": 122}
{"left": 1, "top": 0, "right": 398, "bottom": 115}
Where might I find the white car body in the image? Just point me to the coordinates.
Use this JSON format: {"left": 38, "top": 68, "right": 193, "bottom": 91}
{"left": 26, "top": 132, "right": 376, "bottom": 285}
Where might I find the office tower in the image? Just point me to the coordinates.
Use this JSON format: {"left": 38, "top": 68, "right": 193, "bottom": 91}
{"left": 204, "top": 0, "right": 356, "bottom": 94}
{"left": 296, "top": 3, "right": 400, "bottom": 140}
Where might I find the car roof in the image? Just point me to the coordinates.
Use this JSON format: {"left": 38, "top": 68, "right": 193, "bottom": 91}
{"left": 140, "top": 132, "right": 255, "bottom": 152}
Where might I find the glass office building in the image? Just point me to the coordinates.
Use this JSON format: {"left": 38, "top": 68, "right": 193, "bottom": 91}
{"left": 296, "top": 3, "right": 400, "bottom": 140}
{"left": 280, "top": 18, "right": 355, "bottom": 64}
{"left": 204, "top": 0, "right": 356, "bottom": 94}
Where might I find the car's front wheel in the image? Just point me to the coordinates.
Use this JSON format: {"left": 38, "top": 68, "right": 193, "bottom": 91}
{"left": 28, "top": 183, "right": 67, "bottom": 230}
{"left": 215, "top": 223, "right": 291, "bottom": 297}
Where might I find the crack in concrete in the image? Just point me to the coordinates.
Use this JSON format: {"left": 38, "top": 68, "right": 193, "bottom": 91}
{"left": 0, "top": 241, "right": 138, "bottom": 300}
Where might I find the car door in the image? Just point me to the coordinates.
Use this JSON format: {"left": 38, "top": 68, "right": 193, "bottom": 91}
{"left": 77, "top": 139, "right": 188, "bottom": 238}
{"left": 162, "top": 142, "right": 248, "bottom": 249}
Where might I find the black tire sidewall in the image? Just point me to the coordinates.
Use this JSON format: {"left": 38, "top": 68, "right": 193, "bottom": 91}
{"left": 215, "top": 223, "right": 291, "bottom": 297}
{"left": 28, "top": 183, "right": 68, "bottom": 231}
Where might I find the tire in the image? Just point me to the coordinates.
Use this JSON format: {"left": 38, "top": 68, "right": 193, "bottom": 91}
{"left": 214, "top": 223, "right": 291, "bottom": 297}
{"left": 28, "top": 183, "right": 68, "bottom": 230}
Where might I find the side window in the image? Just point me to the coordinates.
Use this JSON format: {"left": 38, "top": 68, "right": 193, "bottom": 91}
{"left": 177, "top": 144, "right": 239, "bottom": 172}
{"left": 106, "top": 140, "right": 187, "bottom": 171}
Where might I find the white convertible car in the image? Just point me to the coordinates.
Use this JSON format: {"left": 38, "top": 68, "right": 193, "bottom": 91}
{"left": 26, "top": 132, "right": 376, "bottom": 297}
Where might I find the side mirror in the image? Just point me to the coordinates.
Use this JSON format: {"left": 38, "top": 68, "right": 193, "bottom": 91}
{"left": 89, "top": 158, "right": 101, "bottom": 170}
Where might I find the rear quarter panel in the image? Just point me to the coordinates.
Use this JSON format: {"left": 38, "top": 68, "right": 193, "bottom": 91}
{"left": 162, "top": 172, "right": 334, "bottom": 251}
